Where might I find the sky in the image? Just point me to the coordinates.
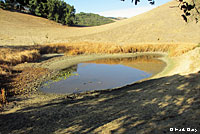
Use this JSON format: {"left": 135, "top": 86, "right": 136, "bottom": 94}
{"left": 66, "top": 0, "right": 172, "bottom": 18}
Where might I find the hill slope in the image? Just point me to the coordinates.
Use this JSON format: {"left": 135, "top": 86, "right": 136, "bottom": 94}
{"left": 68, "top": 0, "right": 200, "bottom": 44}
{"left": 0, "top": 0, "right": 200, "bottom": 46}
{"left": 75, "top": 12, "right": 114, "bottom": 26}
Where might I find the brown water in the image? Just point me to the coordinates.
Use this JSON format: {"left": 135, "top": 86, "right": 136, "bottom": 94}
{"left": 40, "top": 54, "right": 166, "bottom": 94}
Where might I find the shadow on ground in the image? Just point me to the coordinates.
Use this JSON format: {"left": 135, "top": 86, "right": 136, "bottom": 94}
{"left": 0, "top": 72, "right": 200, "bottom": 134}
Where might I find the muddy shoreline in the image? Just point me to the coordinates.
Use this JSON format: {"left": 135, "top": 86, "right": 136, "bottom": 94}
{"left": 0, "top": 53, "right": 168, "bottom": 111}
{"left": 14, "top": 53, "right": 168, "bottom": 96}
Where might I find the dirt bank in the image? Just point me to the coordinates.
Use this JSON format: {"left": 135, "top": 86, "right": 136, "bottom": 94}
{"left": 0, "top": 48, "right": 200, "bottom": 134}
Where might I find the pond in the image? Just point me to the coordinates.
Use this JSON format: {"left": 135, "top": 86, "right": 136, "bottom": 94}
{"left": 40, "top": 54, "right": 166, "bottom": 94}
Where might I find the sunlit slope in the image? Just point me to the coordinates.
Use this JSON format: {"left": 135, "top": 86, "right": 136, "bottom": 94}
{"left": 0, "top": 9, "right": 119, "bottom": 46}
{"left": 0, "top": 0, "right": 199, "bottom": 46}
{"left": 0, "top": 7, "right": 134, "bottom": 46}
{"left": 68, "top": 0, "right": 200, "bottom": 44}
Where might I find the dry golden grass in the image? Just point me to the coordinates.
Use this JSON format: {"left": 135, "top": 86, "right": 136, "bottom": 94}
{"left": 0, "top": 88, "right": 6, "bottom": 105}
{"left": 0, "top": 64, "right": 12, "bottom": 75}
{"left": 42, "top": 42, "right": 196, "bottom": 57}
{"left": 0, "top": 88, "right": 7, "bottom": 108}
{"left": 0, "top": 48, "right": 41, "bottom": 65}
{"left": 168, "top": 44, "right": 197, "bottom": 56}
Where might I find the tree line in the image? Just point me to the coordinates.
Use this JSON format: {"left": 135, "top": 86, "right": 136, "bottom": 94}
{"left": 0, "top": 0, "right": 76, "bottom": 25}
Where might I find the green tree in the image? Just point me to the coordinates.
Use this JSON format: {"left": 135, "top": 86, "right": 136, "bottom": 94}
{"left": 37, "top": 0, "right": 76, "bottom": 25}
{"left": 0, "top": 0, "right": 5, "bottom": 9}
{"left": 0, "top": 0, "right": 76, "bottom": 25}
{"left": 64, "top": 5, "right": 75, "bottom": 25}
{"left": 75, "top": 12, "right": 114, "bottom": 26}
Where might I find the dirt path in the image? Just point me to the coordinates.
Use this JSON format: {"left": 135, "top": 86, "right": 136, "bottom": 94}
{"left": 0, "top": 49, "right": 200, "bottom": 134}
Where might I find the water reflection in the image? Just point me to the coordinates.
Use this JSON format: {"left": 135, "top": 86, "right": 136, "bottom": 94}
{"left": 40, "top": 54, "right": 166, "bottom": 94}
{"left": 85, "top": 54, "right": 166, "bottom": 74}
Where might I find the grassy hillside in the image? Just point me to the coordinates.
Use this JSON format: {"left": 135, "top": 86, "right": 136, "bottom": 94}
{"left": 107, "top": 17, "right": 127, "bottom": 21}
{"left": 0, "top": 0, "right": 200, "bottom": 46}
{"left": 69, "top": 0, "right": 200, "bottom": 44}
{"left": 75, "top": 12, "right": 114, "bottom": 26}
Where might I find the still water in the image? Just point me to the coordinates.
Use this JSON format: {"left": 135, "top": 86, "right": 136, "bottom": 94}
{"left": 40, "top": 54, "right": 166, "bottom": 94}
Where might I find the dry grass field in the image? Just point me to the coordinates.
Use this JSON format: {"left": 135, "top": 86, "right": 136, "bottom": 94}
{"left": 40, "top": 42, "right": 197, "bottom": 57}
{"left": 0, "top": 48, "right": 40, "bottom": 65}
{"left": 0, "top": 1, "right": 199, "bottom": 46}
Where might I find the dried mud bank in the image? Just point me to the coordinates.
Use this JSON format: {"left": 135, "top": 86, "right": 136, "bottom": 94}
{"left": 0, "top": 48, "right": 200, "bottom": 134}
